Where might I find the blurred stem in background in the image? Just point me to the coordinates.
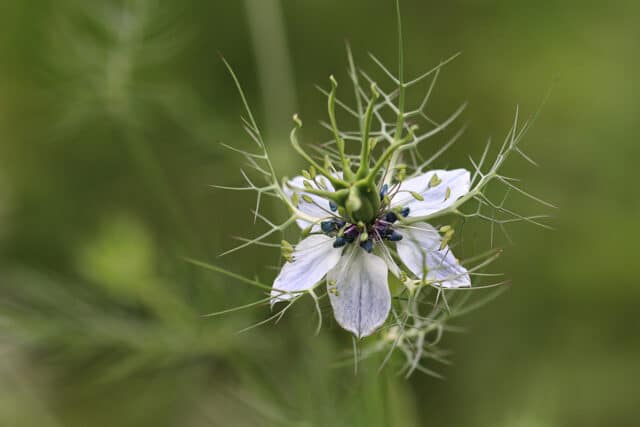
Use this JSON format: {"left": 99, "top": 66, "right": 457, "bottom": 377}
{"left": 244, "top": 0, "right": 297, "bottom": 150}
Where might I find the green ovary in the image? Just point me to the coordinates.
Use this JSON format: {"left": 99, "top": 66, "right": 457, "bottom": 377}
{"left": 345, "top": 180, "right": 380, "bottom": 224}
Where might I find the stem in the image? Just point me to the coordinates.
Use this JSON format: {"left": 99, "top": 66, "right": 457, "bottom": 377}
{"left": 286, "top": 182, "right": 348, "bottom": 201}
{"left": 356, "top": 85, "right": 379, "bottom": 178}
{"left": 384, "top": 0, "right": 406, "bottom": 186}
{"left": 244, "top": 0, "right": 296, "bottom": 143}
{"left": 346, "top": 42, "right": 364, "bottom": 129}
{"left": 328, "top": 76, "right": 354, "bottom": 180}
{"left": 366, "top": 129, "right": 414, "bottom": 184}
{"left": 290, "top": 125, "right": 347, "bottom": 188}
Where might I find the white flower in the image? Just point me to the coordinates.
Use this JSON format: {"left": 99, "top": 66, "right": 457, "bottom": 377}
{"left": 273, "top": 169, "right": 472, "bottom": 338}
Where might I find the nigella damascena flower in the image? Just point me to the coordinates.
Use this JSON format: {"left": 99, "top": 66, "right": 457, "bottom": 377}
{"left": 273, "top": 170, "right": 470, "bottom": 337}
{"left": 207, "top": 1, "right": 550, "bottom": 373}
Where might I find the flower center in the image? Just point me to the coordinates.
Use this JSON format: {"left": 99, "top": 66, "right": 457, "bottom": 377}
{"left": 320, "top": 185, "right": 410, "bottom": 253}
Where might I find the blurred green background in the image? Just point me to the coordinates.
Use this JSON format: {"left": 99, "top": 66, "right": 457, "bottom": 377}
{"left": 0, "top": 0, "right": 638, "bottom": 426}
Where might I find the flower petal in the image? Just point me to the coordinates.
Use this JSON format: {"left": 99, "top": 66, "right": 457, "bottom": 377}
{"left": 396, "top": 222, "right": 470, "bottom": 288}
{"left": 391, "top": 169, "right": 470, "bottom": 217}
{"left": 327, "top": 247, "right": 391, "bottom": 338}
{"left": 284, "top": 175, "right": 335, "bottom": 229}
{"left": 271, "top": 234, "right": 342, "bottom": 303}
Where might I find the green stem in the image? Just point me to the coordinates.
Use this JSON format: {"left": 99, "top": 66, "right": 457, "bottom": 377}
{"left": 385, "top": 0, "right": 407, "bottom": 186}
{"left": 290, "top": 125, "right": 347, "bottom": 188}
{"left": 356, "top": 85, "right": 379, "bottom": 179}
{"left": 328, "top": 76, "right": 354, "bottom": 181}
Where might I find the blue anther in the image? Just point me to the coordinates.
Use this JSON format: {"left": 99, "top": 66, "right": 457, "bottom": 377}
{"left": 360, "top": 239, "right": 374, "bottom": 253}
{"left": 400, "top": 207, "right": 410, "bottom": 217}
{"left": 379, "top": 184, "right": 389, "bottom": 200}
{"left": 388, "top": 231, "right": 403, "bottom": 241}
{"left": 329, "top": 201, "right": 338, "bottom": 212}
{"left": 384, "top": 211, "right": 398, "bottom": 223}
{"left": 321, "top": 220, "right": 335, "bottom": 233}
{"left": 333, "top": 236, "right": 347, "bottom": 248}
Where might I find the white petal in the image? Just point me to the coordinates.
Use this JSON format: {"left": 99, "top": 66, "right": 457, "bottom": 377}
{"left": 284, "top": 175, "right": 336, "bottom": 229}
{"left": 327, "top": 247, "right": 391, "bottom": 338}
{"left": 377, "top": 242, "right": 401, "bottom": 278}
{"left": 396, "top": 222, "right": 470, "bottom": 288}
{"left": 271, "top": 234, "right": 342, "bottom": 303}
{"left": 391, "top": 169, "right": 470, "bottom": 217}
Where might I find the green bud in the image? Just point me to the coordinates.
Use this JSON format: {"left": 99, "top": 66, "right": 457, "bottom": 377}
{"left": 370, "top": 82, "right": 379, "bottom": 99}
{"left": 291, "top": 192, "right": 300, "bottom": 206}
{"left": 429, "top": 173, "right": 442, "bottom": 188}
{"left": 309, "top": 165, "right": 317, "bottom": 179}
{"left": 328, "top": 279, "right": 338, "bottom": 295}
{"left": 281, "top": 240, "right": 294, "bottom": 252}
{"left": 303, "top": 180, "right": 313, "bottom": 189}
{"left": 360, "top": 232, "right": 369, "bottom": 242}
{"left": 302, "top": 194, "right": 313, "bottom": 203}
{"left": 439, "top": 225, "right": 452, "bottom": 233}
{"left": 444, "top": 186, "right": 451, "bottom": 200}
{"left": 410, "top": 191, "right": 424, "bottom": 201}
{"left": 302, "top": 170, "right": 311, "bottom": 180}
{"left": 317, "top": 177, "right": 328, "bottom": 190}
{"left": 439, "top": 228, "right": 455, "bottom": 250}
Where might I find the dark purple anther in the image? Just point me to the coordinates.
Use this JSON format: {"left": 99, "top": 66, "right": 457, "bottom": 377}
{"left": 374, "top": 220, "right": 390, "bottom": 235}
{"left": 388, "top": 231, "right": 403, "bottom": 241}
{"left": 385, "top": 211, "right": 398, "bottom": 223}
{"left": 344, "top": 225, "right": 359, "bottom": 240}
{"left": 321, "top": 221, "right": 335, "bottom": 233}
{"left": 333, "top": 236, "right": 347, "bottom": 248}
{"left": 360, "top": 239, "right": 374, "bottom": 253}
{"left": 401, "top": 207, "right": 410, "bottom": 217}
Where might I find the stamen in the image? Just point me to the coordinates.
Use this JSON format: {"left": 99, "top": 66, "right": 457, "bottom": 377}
{"left": 360, "top": 238, "right": 373, "bottom": 253}
{"left": 333, "top": 236, "right": 347, "bottom": 248}
{"left": 321, "top": 220, "right": 336, "bottom": 233}
{"left": 388, "top": 231, "right": 403, "bottom": 241}
{"left": 385, "top": 211, "right": 398, "bottom": 223}
{"left": 343, "top": 225, "right": 359, "bottom": 242}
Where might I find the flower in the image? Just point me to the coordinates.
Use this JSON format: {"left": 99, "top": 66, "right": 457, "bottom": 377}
{"left": 211, "top": 3, "right": 549, "bottom": 375}
{"left": 272, "top": 169, "right": 471, "bottom": 338}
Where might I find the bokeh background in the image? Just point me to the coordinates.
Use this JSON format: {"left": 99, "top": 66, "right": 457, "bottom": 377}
{"left": 0, "top": 0, "right": 638, "bottom": 426}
